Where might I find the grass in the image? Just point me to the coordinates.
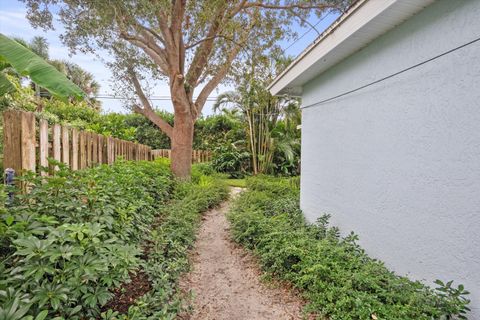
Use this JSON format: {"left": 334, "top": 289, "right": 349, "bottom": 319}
{"left": 223, "top": 178, "right": 247, "bottom": 188}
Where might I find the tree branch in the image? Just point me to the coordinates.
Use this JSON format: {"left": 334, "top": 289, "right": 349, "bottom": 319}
{"left": 185, "top": 34, "right": 246, "bottom": 50}
{"left": 120, "top": 32, "right": 170, "bottom": 75}
{"left": 128, "top": 68, "right": 173, "bottom": 138}
{"left": 185, "top": 4, "right": 227, "bottom": 93}
{"left": 194, "top": 43, "right": 244, "bottom": 119}
{"left": 138, "top": 25, "right": 166, "bottom": 46}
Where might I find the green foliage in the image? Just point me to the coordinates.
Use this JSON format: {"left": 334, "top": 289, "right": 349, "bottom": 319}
{"left": 88, "top": 113, "right": 137, "bottom": 141}
{"left": 214, "top": 56, "right": 301, "bottom": 177}
{"left": 123, "top": 112, "right": 173, "bottom": 149}
{"left": 125, "top": 173, "right": 229, "bottom": 319}
{"left": 194, "top": 114, "right": 244, "bottom": 151}
{"left": 0, "top": 160, "right": 173, "bottom": 319}
{"left": 42, "top": 98, "right": 100, "bottom": 126}
{"left": 228, "top": 177, "right": 471, "bottom": 320}
{"left": 0, "top": 160, "right": 228, "bottom": 319}
{"left": 0, "top": 33, "right": 84, "bottom": 100}
{"left": 211, "top": 144, "right": 250, "bottom": 178}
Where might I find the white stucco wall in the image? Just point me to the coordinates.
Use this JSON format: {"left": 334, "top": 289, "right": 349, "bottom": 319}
{"left": 300, "top": 0, "right": 480, "bottom": 317}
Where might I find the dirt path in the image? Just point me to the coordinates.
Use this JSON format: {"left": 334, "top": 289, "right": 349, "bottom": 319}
{"left": 180, "top": 187, "right": 307, "bottom": 320}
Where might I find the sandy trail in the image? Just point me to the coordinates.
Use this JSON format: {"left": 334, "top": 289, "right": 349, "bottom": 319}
{"left": 179, "top": 187, "right": 307, "bottom": 320}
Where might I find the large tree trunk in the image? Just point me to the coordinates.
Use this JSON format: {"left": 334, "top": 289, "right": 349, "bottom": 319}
{"left": 171, "top": 111, "right": 194, "bottom": 179}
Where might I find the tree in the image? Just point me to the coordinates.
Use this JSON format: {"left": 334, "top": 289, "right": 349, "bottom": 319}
{"left": 22, "top": 0, "right": 348, "bottom": 178}
{"left": 50, "top": 60, "right": 101, "bottom": 107}
{"left": 29, "top": 36, "right": 50, "bottom": 97}
{"left": 29, "top": 36, "right": 49, "bottom": 59}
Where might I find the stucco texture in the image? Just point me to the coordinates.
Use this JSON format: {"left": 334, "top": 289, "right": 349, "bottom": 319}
{"left": 300, "top": 0, "right": 480, "bottom": 317}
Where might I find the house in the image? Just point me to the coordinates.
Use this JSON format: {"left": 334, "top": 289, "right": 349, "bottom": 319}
{"left": 269, "top": 0, "right": 480, "bottom": 317}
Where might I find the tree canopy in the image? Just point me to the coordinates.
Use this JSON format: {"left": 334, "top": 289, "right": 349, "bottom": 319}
{"left": 22, "top": 0, "right": 349, "bottom": 177}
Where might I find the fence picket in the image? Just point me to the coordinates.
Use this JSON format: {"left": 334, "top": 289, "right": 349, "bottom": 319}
{"left": 52, "top": 124, "right": 61, "bottom": 170}
{"left": 79, "top": 131, "right": 86, "bottom": 169}
{"left": 21, "top": 112, "right": 36, "bottom": 173}
{"left": 92, "top": 133, "right": 98, "bottom": 165}
{"left": 39, "top": 119, "right": 49, "bottom": 175}
{"left": 98, "top": 135, "right": 104, "bottom": 164}
{"left": 3, "top": 110, "right": 211, "bottom": 179}
{"left": 71, "top": 129, "right": 79, "bottom": 170}
{"left": 61, "top": 126, "right": 70, "bottom": 166}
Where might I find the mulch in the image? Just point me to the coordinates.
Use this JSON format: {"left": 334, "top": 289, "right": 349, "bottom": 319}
{"left": 101, "top": 269, "right": 152, "bottom": 314}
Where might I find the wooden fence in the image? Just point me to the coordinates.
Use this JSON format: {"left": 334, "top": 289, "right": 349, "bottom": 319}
{"left": 3, "top": 109, "right": 153, "bottom": 176}
{"left": 152, "top": 149, "right": 212, "bottom": 163}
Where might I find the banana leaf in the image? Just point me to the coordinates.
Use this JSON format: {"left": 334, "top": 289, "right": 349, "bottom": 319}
{"left": 0, "top": 33, "right": 85, "bottom": 100}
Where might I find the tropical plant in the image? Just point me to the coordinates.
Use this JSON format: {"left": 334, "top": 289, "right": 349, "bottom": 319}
{"left": 22, "top": 0, "right": 349, "bottom": 178}
{"left": 29, "top": 36, "right": 49, "bottom": 59}
{"left": 0, "top": 160, "right": 227, "bottom": 319}
{"left": 214, "top": 56, "right": 301, "bottom": 176}
{"left": 0, "top": 33, "right": 84, "bottom": 100}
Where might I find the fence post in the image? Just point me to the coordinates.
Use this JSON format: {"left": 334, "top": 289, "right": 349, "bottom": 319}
{"left": 3, "top": 110, "right": 36, "bottom": 175}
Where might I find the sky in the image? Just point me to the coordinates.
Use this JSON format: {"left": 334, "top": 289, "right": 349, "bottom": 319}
{"left": 0, "top": 1, "right": 339, "bottom": 115}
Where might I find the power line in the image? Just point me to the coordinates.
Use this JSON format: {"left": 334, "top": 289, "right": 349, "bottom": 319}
{"left": 303, "top": 35, "right": 480, "bottom": 110}
{"left": 283, "top": 11, "right": 332, "bottom": 54}
{"left": 95, "top": 95, "right": 218, "bottom": 101}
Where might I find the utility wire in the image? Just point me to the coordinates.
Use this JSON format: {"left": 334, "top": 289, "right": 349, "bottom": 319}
{"left": 302, "top": 35, "right": 480, "bottom": 110}
{"left": 38, "top": 92, "right": 218, "bottom": 101}
{"left": 283, "top": 11, "right": 332, "bottom": 54}
{"left": 94, "top": 95, "right": 218, "bottom": 101}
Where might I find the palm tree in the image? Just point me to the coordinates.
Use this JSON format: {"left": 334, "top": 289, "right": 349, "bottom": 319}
{"left": 56, "top": 61, "right": 101, "bottom": 108}
{"left": 29, "top": 36, "right": 49, "bottom": 60}
{"left": 29, "top": 36, "right": 50, "bottom": 98}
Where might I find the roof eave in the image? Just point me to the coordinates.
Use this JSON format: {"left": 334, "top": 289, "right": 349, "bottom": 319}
{"left": 268, "top": 0, "right": 435, "bottom": 96}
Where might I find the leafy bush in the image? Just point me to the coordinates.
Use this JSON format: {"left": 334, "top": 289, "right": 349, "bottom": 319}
{"left": 99, "top": 165, "right": 229, "bottom": 319}
{"left": 228, "top": 177, "right": 471, "bottom": 320}
{"left": 191, "top": 162, "right": 215, "bottom": 183}
{"left": 0, "top": 160, "right": 228, "bottom": 320}
{"left": 0, "top": 160, "right": 173, "bottom": 319}
{"left": 211, "top": 144, "right": 250, "bottom": 178}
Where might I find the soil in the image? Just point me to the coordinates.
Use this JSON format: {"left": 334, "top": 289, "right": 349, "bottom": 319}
{"left": 179, "top": 187, "right": 310, "bottom": 320}
{"left": 101, "top": 270, "right": 151, "bottom": 314}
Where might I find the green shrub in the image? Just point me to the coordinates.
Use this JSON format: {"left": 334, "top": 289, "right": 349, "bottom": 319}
{"left": 191, "top": 162, "right": 215, "bottom": 183}
{"left": 211, "top": 144, "right": 250, "bottom": 178}
{"left": 0, "top": 160, "right": 172, "bottom": 319}
{"left": 109, "top": 171, "right": 229, "bottom": 319}
{"left": 0, "top": 159, "right": 228, "bottom": 320}
{"left": 228, "top": 177, "right": 471, "bottom": 320}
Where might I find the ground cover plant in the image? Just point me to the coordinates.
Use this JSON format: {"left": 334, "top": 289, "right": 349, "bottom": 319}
{"left": 0, "top": 159, "right": 227, "bottom": 319}
{"left": 108, "top": 169, "right": 229, "bottom": 319}
{"left": 228, "top": 177, "right": 471, "bottom": 320}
